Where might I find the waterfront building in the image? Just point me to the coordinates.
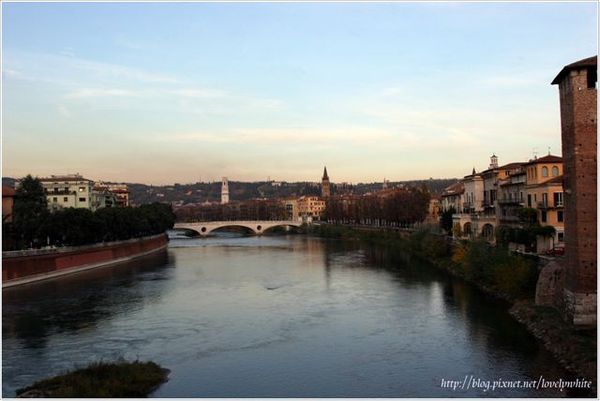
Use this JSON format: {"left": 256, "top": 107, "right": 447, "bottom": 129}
{"left": 2, "top": 186, "right": 15, "bottom": 223}
{"left": 321, "top": 167, "right": 331, "bottom": 197}
{"left": 93, "top": 182, "right": 130, "bottom": 207}
{"left": 440, "top": 182, "right": 464, "bottom": 212}
{"left": 221, "top": 177, "right": 229, "bottom": 204}
{"left": 522, "top": 154, "right": 565, "bottom": 251}
{"left": 281, "top": 198, "right": 299, "bottom": 221}
{"left": 40, "top": 174, "right": 95, "bottom": 211}
{"left": 552, "top": 55, "right": 597, "bottom": 325}
{"left": 297, "top": 195, "right": 326, "bottom": 222}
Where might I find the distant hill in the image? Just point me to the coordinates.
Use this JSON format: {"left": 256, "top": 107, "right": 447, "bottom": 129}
{"left": 2, "top": 177, "right": 459, "bottom": 205}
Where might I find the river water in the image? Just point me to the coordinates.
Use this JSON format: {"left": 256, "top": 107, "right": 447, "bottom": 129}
{"left": 2, "top": 234, "right": 578, "bottom": 397}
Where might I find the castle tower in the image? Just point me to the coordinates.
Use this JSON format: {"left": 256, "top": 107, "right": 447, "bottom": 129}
{"left": 221, "top": 177, "right": 229, "bottom": 204}
{"left": 321, "top": 167, "right": 331, "bottom": 197}
{"left": 551, "top": 56, "right": 597, "bottom": 325}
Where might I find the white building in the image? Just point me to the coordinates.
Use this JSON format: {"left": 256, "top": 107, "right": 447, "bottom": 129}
{"left": 221, "top": 177, "right": 229, "bottom": 204}
{"left": 40, "top": 174, "right": 95, "bottom": 211}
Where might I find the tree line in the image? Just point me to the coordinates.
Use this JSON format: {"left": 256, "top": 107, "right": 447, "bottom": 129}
{"left": 324, "top": 187, "right": 431, "bottom": 227}
{"left": 174, "top": 199, "right": 287, "bottom": 222}
{"left": 3, "top": 175, "right": 175, "bottom": 251}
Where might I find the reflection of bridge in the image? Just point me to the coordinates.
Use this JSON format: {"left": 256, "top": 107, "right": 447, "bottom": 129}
{"left": 173, "top": 220, "right": 303, "bottom": 237}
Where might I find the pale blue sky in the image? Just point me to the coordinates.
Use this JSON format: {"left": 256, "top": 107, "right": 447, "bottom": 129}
{"left": 2, "top": 2, "right": 597, "bottom": 184}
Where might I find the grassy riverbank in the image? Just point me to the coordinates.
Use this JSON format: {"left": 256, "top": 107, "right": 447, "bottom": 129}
{"left": 310, "top": 224, "right": 596, "bottom": 391}
{"left": 15, "top": 360, "right": 169, "bottom": 397}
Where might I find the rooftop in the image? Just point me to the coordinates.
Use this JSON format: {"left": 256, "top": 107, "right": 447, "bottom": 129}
{"left": 551, "top": 56, "right": 597, "bottom": 85}
{"left": 524, "top": 154, "right": 563, "bottom": 165}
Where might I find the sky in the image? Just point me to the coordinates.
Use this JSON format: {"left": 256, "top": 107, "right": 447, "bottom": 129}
{"left": 2, "top": 2, "right": 597, "bottom": 185}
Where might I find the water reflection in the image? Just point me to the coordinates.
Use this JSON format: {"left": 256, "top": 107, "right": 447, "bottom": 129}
{"left": 2, "top": 235, "right": 580, "bottom": 397}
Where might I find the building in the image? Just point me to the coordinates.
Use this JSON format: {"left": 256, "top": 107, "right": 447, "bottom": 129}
{"left": 440, "top": 182, "right": 464, "bottom": 212}
{"left": 40, "top": 174, "right": 96, "bottom": 211}
{"left": 297, "top": 195, "right": 326, "bottom": 222}
{"left": 552, "top": 55, "right": 597, "bottom": 325}
{"left": 221, "top": 177, "right": 229, "bottom": 204}
{"left": 93, "top": 182, "right": 130, "bottom": 207}
{"left": 522, "top": 154, "right": 565, "bottom": 251}
{"left": 281, "top": 198, "right": 299, "bottom": 221}
{"left": 321, "top": 167, "right": 331, "bottom": 197}
{"left": 2, "top": 186, "right": 16, "bottom": 223}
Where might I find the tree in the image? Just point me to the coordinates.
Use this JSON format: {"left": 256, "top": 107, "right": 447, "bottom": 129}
{"left": 440, "top": 207, "right": 456, "bottom": 234}
{"left": 12, "top": 175, "right": 49, "bottom": 248}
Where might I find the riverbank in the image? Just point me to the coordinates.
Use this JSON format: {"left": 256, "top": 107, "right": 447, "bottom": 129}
{"left": 2, "top": 234, "right": 168, "bottom": 288}
{"left": 309, "top": 224, "right": 596, "bottom": 391}
{"left": 15, "top": 360, "right": 169, "bottom": 397}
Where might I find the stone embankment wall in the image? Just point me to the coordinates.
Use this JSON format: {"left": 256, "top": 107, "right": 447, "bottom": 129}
{"left": 2, "top": 234, "right": 168, "bottom": 287}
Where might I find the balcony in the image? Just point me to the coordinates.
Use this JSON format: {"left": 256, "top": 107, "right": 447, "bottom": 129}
{"left": 537, "top": 201, "right": 563, "bottom": 209}
{"left": 497, "top": 198, "right": 523, "bottom": 205}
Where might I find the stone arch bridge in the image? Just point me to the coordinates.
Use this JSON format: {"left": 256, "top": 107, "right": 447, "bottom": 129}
{"left": 173, "top": 220, "right": 302, "bottom": 237}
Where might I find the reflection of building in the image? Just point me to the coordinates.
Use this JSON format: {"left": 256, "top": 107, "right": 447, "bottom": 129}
{"left": 221, "top": 177, "right": 229, "bottom": 204}
{"left": 321, "top": 167, "right": 331, "bottom": 197}
{"left": 2, "top": 186, "right": 15, "bottom": 223}
{"left": 552, "top": 55, "right": 597, "bottom": 326}
{"left": 40, "top": 174, "right": 95, "bottom": 211}
{"left": 298, "top": 195, "right": 326, "bottom": 221}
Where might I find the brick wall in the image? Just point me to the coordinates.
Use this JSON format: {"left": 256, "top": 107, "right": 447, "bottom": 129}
{"left": 557, "top": 64, "right": 597, "bottom": 325}
{"left": 2, "top": 234, "right": 168, "bottom": 283}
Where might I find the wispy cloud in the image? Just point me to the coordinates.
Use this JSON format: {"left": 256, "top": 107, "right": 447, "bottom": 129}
{"left": 66, "top": 88, "right": 141, "bottom": 99}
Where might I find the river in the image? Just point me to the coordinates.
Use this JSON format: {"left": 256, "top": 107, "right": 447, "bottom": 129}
{"left": 2, "top": 233, "right": 577, "bottom": 397}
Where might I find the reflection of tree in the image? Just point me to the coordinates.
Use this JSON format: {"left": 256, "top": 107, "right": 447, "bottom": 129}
{"left": 3, "top": 251, "right": 171, "bottom": 349}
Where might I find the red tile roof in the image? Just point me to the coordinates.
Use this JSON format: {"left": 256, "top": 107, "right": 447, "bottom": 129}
{"left": 524, "top": 155, "right": 563, "bottom": 165}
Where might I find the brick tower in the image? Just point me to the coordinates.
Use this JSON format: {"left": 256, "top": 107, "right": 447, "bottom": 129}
{"left": 551, "top": 56, "right": 597, "bottom": 325}
{"left": 321, "top": 167, "right": 331, "bottom": 197}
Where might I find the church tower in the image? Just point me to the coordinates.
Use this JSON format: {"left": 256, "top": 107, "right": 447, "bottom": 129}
{"left": 321, "top": 167, "right": 331, "bottom": 197}
{"left": 221, "top": 177, "right": 229, "bottom": 204}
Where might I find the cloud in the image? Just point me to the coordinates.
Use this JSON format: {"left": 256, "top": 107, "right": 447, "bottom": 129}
{"left": 168, "top": 89, "right": 229, "bottom": 99}
{"left": 66, "top": 88, "right": 141, "bottom": 99}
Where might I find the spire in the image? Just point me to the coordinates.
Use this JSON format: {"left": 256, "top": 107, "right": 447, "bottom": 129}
{"left": 472, "top": 167, "right": 476, "bottom": 175}
{"left": 322, "top": 166, "right": 329, "bottom": 180}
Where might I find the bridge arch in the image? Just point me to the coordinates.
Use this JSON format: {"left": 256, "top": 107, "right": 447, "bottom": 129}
{"left": 173, "top": 220, "right": 302, "bottom": 238}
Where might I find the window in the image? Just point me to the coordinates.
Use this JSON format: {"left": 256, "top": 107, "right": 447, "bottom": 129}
{"left": 542, "top": 193, "right": 548, "bottom": 207}
{"left": 527, "top": 194, "right": 532, "bottom": 207}
{"left": 557, "top": 211, "right": 564, "bottom": 222}
{"left": 541, "top": 211, "right": 547, "bottom": 223}
{"left": 558, "top": 232, "right": 564, "bottom": 242}
{"left": 52, "top": 197, "right": 58, "bottom": 203}
{"left": 542, "top": 167, "right": 548, "bottom": 177}
{"left": 588, "top": 66, "right": 597, "bottom": 89}
{"left": 554, "top": 192, "right": 563, "bottom": 207}
{"left": 63, "top": 197, "right": 68, "bottom": 202}
{"left": 552, "top": 166, "right": 559, "bottom": 177}
{"left": 79, "top": 187, "right": 86, "bottom": 192}
{"left": 53, "top": 187, "right": 59, "bottom": 193}
{"left": 79, "top": 197, "right": 86, "bottom": 202}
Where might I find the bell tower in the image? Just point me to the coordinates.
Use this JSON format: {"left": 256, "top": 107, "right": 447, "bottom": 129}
{"left": 221, "top": 177, "right": 229, "bottom": 204}
{"left": 321, "top": 167, "right": 330, "bottom": 197}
